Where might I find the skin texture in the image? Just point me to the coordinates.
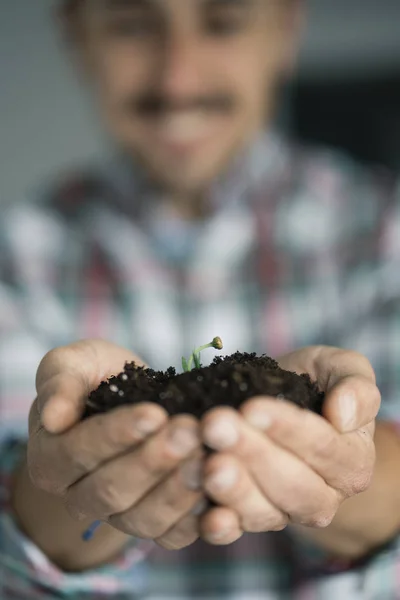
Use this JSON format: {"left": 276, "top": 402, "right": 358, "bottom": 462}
{"left": 13, "top": 339, "right": 400, "bottom": 573}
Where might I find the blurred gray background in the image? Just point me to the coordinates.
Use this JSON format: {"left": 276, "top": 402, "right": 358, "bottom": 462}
{"left": 1, "top": 0, "right": 400, "bottom": 205}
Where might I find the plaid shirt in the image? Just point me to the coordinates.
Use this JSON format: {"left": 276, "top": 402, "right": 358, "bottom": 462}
{"left": 1, "top": 132, "right": 400, "bottom": 599}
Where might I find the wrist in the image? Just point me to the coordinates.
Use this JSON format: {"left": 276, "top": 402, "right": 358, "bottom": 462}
{"left": 291, "top": 421, "right": 400, "bottom": 560}
{"left": 11, "top": 457, "right": 130, "bottom": 572}
{"left": 289, "top": 519, "right": 374, "bottom": 561}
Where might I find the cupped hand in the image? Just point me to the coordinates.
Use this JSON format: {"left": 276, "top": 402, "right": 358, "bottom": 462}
{"left": 28, "top": 339, "right": 206, "bottom": 550}
{"left": 199, "top": 346, "right": 380, "bottom": 545}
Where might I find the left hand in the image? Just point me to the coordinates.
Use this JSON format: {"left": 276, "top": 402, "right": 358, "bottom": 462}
{"left": 199, "top": 346, "right": 381, "bottom": 545}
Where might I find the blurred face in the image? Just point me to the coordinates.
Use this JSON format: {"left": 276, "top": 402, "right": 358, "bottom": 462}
{"left": 72, "top": 0, "right": 299, "bottom": 194}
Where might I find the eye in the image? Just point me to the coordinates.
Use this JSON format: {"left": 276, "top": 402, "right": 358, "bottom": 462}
{"left": 205, "top": 15, "right": 244, "bottom": 36}
{"left": 205, "top": 8, "right": 250, "bottom": 37}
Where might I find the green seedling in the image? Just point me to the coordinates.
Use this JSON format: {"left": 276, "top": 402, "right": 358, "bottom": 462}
{"left": 182, "top": 336, "right": 223, "bottom": 372}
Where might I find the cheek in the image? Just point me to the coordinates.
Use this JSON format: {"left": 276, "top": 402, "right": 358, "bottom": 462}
{"left": 223, "top": 57, "right": 272, "bottom": 127}
{"left": 245, "top": 45, "right": 287, "bottom": 115}
{"left": 92, "top": 50, "right": 147, "bottom": 113}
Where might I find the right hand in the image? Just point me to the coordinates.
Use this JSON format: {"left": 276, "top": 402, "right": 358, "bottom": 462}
{"left": 27, "top": 339, "right": 206, "bottom": 550}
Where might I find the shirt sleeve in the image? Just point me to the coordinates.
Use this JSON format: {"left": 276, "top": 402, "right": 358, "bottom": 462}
{"left": 0, "top": 200, "right": 155, "bottom": 597}
{"left": 373, "top": 180, "right": 400, "bottom": 424}
{"left": 287, "top": 172, "right": 400, "bottom": 573}
{"left": 0, "top": 437, "right": 154, "bottom": 599}
{"left": 341, "top": 177, "right": 400, "bottom": 426}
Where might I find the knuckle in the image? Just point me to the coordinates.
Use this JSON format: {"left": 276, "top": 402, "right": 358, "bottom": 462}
{"left": 164, "top": 487, "right": 189, "bottom": 513}
{"left": 164, "top": 494, "right": 183, "bottom": 515}
{"left": 27, "top": 459, "right": 64, "bottom": 495}
{"left": 141, "top": 447, "right": 170, "bottom": 477}
{"left": 37, "top": 348, "right": 58, "bottom": 373}
{"left": 97, "top": 478, "right": 129, "bottom": 514}
{"left": 126, "top": 517, "right": 161, "bottom": 539}
{"left": 312, "top": 431, "right": 339, "bottom": 462}
{"left": 28, "top": 463, "right": 50, "bottom": 491}
{"left": 242, "top": 512, "right": 287, "bottom": 533}
{"left": 356, "top": 354, "right": 376, "bottom": 383}
{"left": 305, "top": 510, "right": 335, "bottom": 529}
{"left": 348, "top": 470, "right": 373, "bottom": 495}
{"left": 37, "top": 348, "right": 67, "bottom": 384}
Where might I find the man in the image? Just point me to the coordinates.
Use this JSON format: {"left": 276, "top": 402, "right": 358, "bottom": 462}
{"left": 1, "top": 1, "right": 400, "bottom": 598}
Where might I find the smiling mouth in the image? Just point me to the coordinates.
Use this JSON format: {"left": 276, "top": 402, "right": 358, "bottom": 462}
{"left": 144, "top": 112, "right": 227, "bottom": 149}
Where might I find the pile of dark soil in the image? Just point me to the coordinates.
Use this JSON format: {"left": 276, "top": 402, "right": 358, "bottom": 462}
{"left": 84, "top": 352, "right": 324, "bottom": 420}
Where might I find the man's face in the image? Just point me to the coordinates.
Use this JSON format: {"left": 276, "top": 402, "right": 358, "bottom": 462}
{"left": 73, "top": 0, "right": 299, "bottom": 194}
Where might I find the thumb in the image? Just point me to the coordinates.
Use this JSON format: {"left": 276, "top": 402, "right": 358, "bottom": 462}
{"left": 38, "top": 371, "right": 90, "bottom": 434}
{"left": 35, "top": 340, "right": 144, "bottom": 434}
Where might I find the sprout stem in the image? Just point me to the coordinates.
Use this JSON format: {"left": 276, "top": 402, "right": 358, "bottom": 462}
{"left": 182, "top": 337, "right": 223, "bottom": 372}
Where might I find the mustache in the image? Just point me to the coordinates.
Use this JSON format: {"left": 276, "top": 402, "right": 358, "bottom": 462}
{"left": 124, "top": 94, "right": 235, "bottom": 116}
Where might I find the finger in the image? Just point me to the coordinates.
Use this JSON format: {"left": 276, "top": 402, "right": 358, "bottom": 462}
{"left": 240, "top": 398, "right": 375, "bottom": 496}
{"left": 278, "top": 346, "right": 379, "bottom": 432}
{"left": 36, "top": 340, "right": 142, "bottom": 434}
{"left": 322, "top": 375, "right": 380, "bottom": 433}
{"left": 277, "top": 346, "right": 376, "bottom": 390}
{"left": 38, "top": 372, "right": 92, "bottom": 433}
{"left": 28, "top": 403, "right": 168, "bottom": 493}
{"left": 200, "top": 506, "right": 243, "bottom": 545}
{"left": 66, "top": 415, "right": 201, "bottom": 520}
{"left": 203, "top": 407, "right": 339, "bottom": 525}
{"left": 110, "top": 454, "right": 204, "bottom": 538}
{"left": 155, "top": 512, "right": 203, "bottom": 550}
{"left": 203, "top": 453, "right": 287, "bottom": 533}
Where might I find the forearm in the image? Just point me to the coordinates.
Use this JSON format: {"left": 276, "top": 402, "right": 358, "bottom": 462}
{"left": 11, "top": 455, "right": 130, "bottom": 572}
{"left": 292, "top": 421, "right": 400, "bottom": 559}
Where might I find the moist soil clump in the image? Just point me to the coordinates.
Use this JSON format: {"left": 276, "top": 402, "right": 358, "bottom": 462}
{"left": 84, "top": 352, "right": 324, "bottom": 420}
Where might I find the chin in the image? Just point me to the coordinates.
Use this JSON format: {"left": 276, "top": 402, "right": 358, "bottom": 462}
{"left": 140, "top": 159, "right": 219, "bottom": 195}
{"left": 152, "top": 149, "right": 238, "bottom": 192}
{"left": 126, "top": 134, "right": 243, "bottom": 195}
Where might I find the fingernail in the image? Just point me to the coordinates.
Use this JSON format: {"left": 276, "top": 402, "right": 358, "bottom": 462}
{"left": 167, "top": 427, "right": 199, "bottom": 457}
{"left": 180, "top": 458, "right": 203, "bottom": 491}
{"left": 244, "top": 410, "right": 272, "bottom": 430}
{"left": 338, "top": 392, "right": 356, "bottom": 430}
{"left": 191, "top": 497, "right": 209, "bottom": 516}
{"left": 203, "top": 419, "right": 239, "bottom": 450}
{"left": 135, "top": 418, "right": 162, "bottom": 437}
{"left": 205, "top": 466, "right": 238, "bottom": 493}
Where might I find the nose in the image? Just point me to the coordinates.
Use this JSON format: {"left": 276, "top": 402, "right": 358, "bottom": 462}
{"left": 157, "top": 33, "right": 205, "bottom": 105}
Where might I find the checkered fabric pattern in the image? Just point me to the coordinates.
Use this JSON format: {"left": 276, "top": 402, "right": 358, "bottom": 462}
{"left": 1, "top": 132, "right": 400, "bottom": 599}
